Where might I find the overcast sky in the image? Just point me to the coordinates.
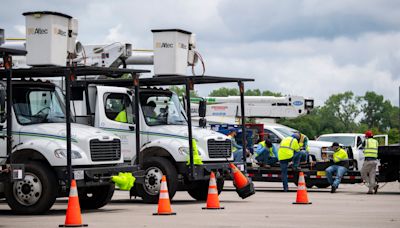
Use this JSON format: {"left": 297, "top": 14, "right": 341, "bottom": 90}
{"left": 2, "top": 0, "right": 400, "bottom": 106}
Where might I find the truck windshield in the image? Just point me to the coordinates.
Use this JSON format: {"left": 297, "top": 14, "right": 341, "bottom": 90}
{"left": 317, "top": 136, "right": 355, "bottom": 147}
{"left": 140, "top": 91, "right": 187, "bottom": 126}
{"left": 13, "top": 86, "right": 66, "bottom": 125}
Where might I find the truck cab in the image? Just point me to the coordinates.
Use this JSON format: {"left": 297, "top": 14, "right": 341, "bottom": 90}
{"left": 316, "top": 133, "right": 388, "bottom": 170}
{"left": 72, "top": 84, "right": 232, "bottom": 203}
{"left": 0, "top": 79, "right": 128, "bottom": 214}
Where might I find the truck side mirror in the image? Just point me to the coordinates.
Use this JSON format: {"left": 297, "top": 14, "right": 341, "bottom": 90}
{"left": 199, "top": 118, "right": 207, "bottom": 128}
{"left": 198, "top": 99, "right": 207, "bottom": 118}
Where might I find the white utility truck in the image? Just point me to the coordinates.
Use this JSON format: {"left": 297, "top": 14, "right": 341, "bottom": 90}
{"left": 68, "top": 29, "right": 254, "bottom": 202}
{"left": 0, "top": 11, "right": 138, "bottom": 214}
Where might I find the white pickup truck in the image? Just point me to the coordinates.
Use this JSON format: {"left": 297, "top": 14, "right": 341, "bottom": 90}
{"left": 262, "top": 123, "right": 332, "bottom": 162}
{"left": 316, "top": 133, "right": 388, "bottom": 170}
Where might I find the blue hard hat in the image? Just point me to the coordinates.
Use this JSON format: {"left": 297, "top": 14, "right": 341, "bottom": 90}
{"left": 292, "top": 133, "right": 300, "bottom": 140}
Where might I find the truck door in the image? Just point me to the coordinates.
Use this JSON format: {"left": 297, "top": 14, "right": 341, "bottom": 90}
{"left": 101, "top": 92, "right": 136, "bottom": 161}
{"left": 0, "top": 84, "right": 6, "bottom": 163}
{"left": 373, "top": 135, "right": 389, "bottom": 146}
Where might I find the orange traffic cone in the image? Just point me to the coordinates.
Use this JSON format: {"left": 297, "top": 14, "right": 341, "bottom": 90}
{"left": 293, "top": 172, "right": 312, "bottom": 204}
{"left": 230, "top": 163, "right": 255, "bottom": 199}
{"left": 202, "top": 172, "right": 224, "bottom": 210}
{"left": 59, "top": 179, "right": 88, "bottom": 227}
{"left": 153, "top": 175, "right": 176, "bottom": 215}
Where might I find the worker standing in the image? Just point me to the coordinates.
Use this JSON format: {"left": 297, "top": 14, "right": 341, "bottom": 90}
{"left": 278, "top": 133, "right": 304, "bottom": 192}
{"left": 361, "top": 130, "right": 379, "bottom": 194}
{"left": 254, "top": 138, "right": 278, "bottom": 167}
{"left": 325, "top": 142, "right": 349, "bottom": 193}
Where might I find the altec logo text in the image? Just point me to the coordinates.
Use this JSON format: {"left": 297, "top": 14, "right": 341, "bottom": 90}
{"left": 156, "top": 42, "right": 174, "bottom": 48}
{"left": 53, "top": 28, "right": 67, "bottom": 36}
{"left": 27, "top": 28, "right": 48, "bottom": 35}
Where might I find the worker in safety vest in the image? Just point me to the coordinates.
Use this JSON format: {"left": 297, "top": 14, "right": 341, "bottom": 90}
{"left": 227, "top": 130, "right": 244, "bottom": 162}
{"left": 297, "top": 132, "right": 310, "bottom": 163}
{"left": 115, "top": 109, "right": 128, "bottom": 123}
{"left": 325, "top": 142, "right": 349, "bottom": 193}
{"left": 361, "top": 130, "right": 379, "bottom": 194}
{"left": 114, "top": 97, "right": 134, "bottom": 123}
{"left": 254, "top": 138, "right": 278, "bottom": 167}
{"left": 278, "top": 133, "right": 305, "bottom": 192}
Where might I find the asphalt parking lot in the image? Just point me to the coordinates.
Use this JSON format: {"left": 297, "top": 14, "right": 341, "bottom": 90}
{"left": 1, "top": 181, "right": 399, "bottom": 228}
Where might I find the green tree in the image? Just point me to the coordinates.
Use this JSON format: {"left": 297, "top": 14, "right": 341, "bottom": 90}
{"left": 209, "top": 87, "right": 282, "bottom": 97}
{"left": 279, "top": 108, "right": 322, "bottom": 139}
{"left": 321, "top": 91, "right": 359, "bottom": 132}
{"left": 262, "top": 90, "right": 282, "bottom": 96}
{"left": 169, "top": 85, "right": 198, "bottom": 97}
{"left": 358, "top": 91, "right": 392, "bottom": 131}
{"left": 244, "top": 89, "right": 261, "bottom": 96}
{"left": 209, "top": 87, "right": 239, "bottom": 96}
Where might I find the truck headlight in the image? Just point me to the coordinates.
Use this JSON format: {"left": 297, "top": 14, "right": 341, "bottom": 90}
{"left": 178, "top": 147, "right": 202, "bottom": 156}
{"left": 54, "top": 149, "right": 83, "bottom": 159}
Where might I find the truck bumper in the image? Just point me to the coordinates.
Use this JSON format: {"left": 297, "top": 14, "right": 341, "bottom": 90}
{"left": 54, "top": 164, "right": 144, "bottom": 188}
{"left": 176, "top": 162, "right": 232, "bottom": 181}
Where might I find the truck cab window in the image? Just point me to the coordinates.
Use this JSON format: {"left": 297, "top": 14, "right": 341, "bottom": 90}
{"left": 264, "top": 129, "right": 281, "bottom": 143}
{"left": 104, "top": 93, "right": 134, "bottom": 124}
{"left": 13, "top": 86, "right": 66, "bottom": 125}
{"left": 140, "top": 91, "right": 187, "bottom": 126}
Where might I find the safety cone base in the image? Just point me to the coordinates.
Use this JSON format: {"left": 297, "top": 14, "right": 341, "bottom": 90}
{"left": 292, "top": 202, "right": 312, "bottom": 205}
{"left": 202, "top": 206, "right": 225, "bottom": 210}
{"left": 152, "top": 212, "right": 177, "bottom": 216}
{"left": 59, "top": 224, "right": 88, "bottom": 227}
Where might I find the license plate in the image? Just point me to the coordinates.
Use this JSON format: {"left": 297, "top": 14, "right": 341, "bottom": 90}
{"left": 317, "top": 171, "right": 326, "bottom": 176}
{"left": 73, "top": 170, "right": 84, "bottom": 180}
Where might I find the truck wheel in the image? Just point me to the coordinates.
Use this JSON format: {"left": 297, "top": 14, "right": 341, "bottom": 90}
{"left": 187, "top": 178, "right": 224, "bottom": 201}
{"left": 136, "top": 157, "right": 178, "bottom": 203}
{"left": 79, "top": 184, "right": 115, "bottom": 209}
{"left": 4, "top": 161, "right": 57, "bottom": 214}
{"left": 315, "top": 183, "right": 330, "bottom": 188}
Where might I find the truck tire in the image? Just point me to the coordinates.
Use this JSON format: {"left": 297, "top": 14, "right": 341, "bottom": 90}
{"left": 187, "top": 178, "right": 224, "bottom": 201}
{"left": 78, "top": 184, "right": 115, "bottom": 210}
{"left": 136, "top": 157, "right": 178, "bottom": 203}
{"left": 4, "top": 161, "right": 57, "bottom": 214}
{"left": 315, "top": 183, "right": 330, "bottom": 188}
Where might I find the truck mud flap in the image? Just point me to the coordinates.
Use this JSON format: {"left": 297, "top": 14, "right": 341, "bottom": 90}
{"left": 188, "top": 163, "right": 231, "bottom": 181}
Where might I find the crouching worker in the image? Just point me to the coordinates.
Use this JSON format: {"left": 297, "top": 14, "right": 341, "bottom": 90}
{"left": 254, "top": 139, "right": 278, "bottom": 167}
{"left": 227, "top": 130, "right": 249, "bottom": 162}
{"left": 325, "top": 142, "right": 349, "bottom": 193}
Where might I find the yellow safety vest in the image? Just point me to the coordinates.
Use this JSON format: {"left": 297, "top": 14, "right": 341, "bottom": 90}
{"left": 258, "top": 141, "right": 274, "bottom": 157}
{"left": 115, "top": 110, "right": 127, "bottom": 123}
{"left": 299, "top": 134, "right": 310, "bottom": 152}
{"left": 333, "top": 148, "right": 349, "bottom": 163}
{"left": 278, "top": 137, "right": 300, "bottom": 161}
{"left": 364, "top": 138, "right": 379, "bottom": 158}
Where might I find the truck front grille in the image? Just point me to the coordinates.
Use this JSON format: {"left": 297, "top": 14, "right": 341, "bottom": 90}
{"left": 207, "top": 139, "right": 232, "bottom": 158}
{"left": 90, "top": 139, "right": 121, "bottom": 161}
